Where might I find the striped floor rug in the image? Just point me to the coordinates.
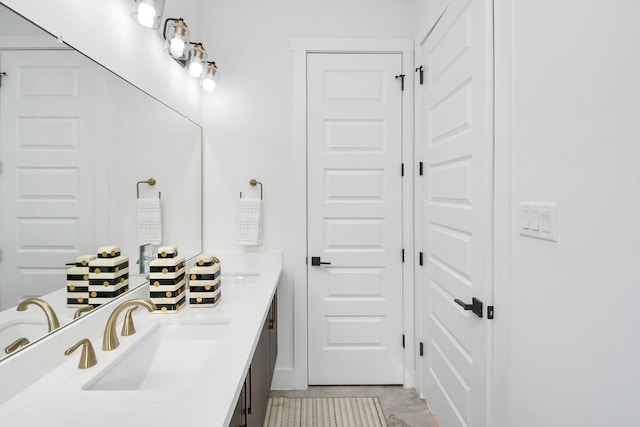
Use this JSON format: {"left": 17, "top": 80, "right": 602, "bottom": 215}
{"left": 264, "top": 397, "right": 388, "bottom": 427}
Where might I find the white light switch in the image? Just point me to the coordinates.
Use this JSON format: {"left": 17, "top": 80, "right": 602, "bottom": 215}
{"left": 530, "top": 210, "right": 540, "bottom": 231}
{"left": 519, "top": 202, "right": 557, "bottom": 242}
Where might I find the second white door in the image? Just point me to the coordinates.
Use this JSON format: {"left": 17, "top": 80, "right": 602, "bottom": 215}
{"left": 307, "top": 52, "right": 404, "bottom": 385}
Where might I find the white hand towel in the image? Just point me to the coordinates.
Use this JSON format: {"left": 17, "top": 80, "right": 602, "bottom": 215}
{"left": 237, "top": 198, "right": 263, "bottom": 246}
{"left": 138, "top": 197, "right": 162, "bottom": 245}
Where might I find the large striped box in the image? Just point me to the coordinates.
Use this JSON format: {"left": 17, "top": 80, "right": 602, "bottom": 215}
{"left": 88, "top": 249, "right": 129, "bottom": 306}
{"left": 149, "top": 246, "right": 186, "bottom": 313}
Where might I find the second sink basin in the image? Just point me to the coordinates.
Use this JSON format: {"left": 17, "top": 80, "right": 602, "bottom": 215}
{"left": 83, "top": 320, "right": 230, "bottom": 391}
{"left": 0, "top": 319, "right": 48, "bottom": 359}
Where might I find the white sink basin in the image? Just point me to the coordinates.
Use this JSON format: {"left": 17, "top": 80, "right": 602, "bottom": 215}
{"left": 83, "top": 320, "right": 230, "bottom": 391}
{"left": 0, "top": 319, "right": 49, "bottom": 357}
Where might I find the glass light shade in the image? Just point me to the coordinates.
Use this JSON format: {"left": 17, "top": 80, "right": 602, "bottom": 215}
{"left": 201, "top": 62, "right": 220, "bottom": 93}
{"left": 164, "top": 19, "right": 190, "bottom": 60}
{"left": 130, "top": 0, "right": 165, "bottom": 29}
{"left": 187, "top": 44, "right": 207, "bottom": 78}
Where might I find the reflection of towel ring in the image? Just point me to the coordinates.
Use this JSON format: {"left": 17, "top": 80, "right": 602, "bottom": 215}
{"left": 240, "top": 179, "right": 263, "bottom": 200}
{"left": 136, "top": 178, "right": 160, "bottom": 199}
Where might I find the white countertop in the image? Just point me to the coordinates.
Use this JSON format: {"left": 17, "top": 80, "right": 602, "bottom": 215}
{"left": 0, "top": 252, "right": 281, "bottom": 427}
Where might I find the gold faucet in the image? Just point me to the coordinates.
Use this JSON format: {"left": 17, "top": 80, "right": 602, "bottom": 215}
{"left": 17, "top": 298, "right": 60, "bottom": 332}
{"left": 5, "top": 337, "right": 30, "bottom": 354}
{"left": 102, "top": 298, "right": 157, "bottom": 351}
{"left": 65, "top": 338, "right": 97, "bottom": 369}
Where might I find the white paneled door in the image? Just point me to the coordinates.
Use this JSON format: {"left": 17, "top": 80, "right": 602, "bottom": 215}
{"left": 307, "top": 53, "right": 404, "bottom": 385}
{"left": 0, "top": 50, "right": 97, "bottom": 309}
{"left": 416, "top": 0, "right": 494, "bottom": 426}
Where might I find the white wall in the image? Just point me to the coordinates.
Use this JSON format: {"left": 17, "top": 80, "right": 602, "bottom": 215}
{"left": 415, "top": 0, "right": 448, "bottom": 41}
{"left": 0, "top": 0, "right": 203, "bottom": 122}
{"left": 495, "top": 1, "right": 640, "bottom": 425}
{"left": 199, "top": 0, "right": 416, "bottom": 387}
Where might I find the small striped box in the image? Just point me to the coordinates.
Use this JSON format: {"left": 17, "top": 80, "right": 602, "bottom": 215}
{"left": 189, "top": 254, "right": 222, "bottom": 308}
{"left": 149, "top": 246, "right": 186, "bottom": 313}
{"left": 66, "top": 254, "right": 96, "bottom": 307}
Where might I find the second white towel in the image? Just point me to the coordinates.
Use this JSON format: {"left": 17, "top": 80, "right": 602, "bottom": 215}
{"left": 237, "top": 198, "right": 263, "bottom": 246}
{"left": 138, "top": 197, "right": 162, "bottom": 245}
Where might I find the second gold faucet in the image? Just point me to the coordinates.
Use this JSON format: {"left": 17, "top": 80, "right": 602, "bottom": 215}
{"left": 102, "top": 298, "right": 157, "bottom": 351}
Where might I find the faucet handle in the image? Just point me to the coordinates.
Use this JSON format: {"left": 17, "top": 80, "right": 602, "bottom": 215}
{"left": 65, "top": 338, "right": 97, "bottom": 369}
{"left": 5, "top": 337, "right": 30, "bottom": 354}
{"left": 121, "top": 306, "right": 139, "bottom": 336}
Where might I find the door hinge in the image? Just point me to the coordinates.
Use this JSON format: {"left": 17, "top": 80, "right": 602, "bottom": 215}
{"left": 401, "top": 163, "right": 404, "bottom": 177}
{"left": 419, "top": 161, "right": 423, "bottom": 176}
{"left": 0, "top": 72, "right": 6, "bottom": 88}
{"left": 419, "top": 251, "right": 423, "bottom": 266}
{"left": 394, "top": 74, "right": 406, "bottom": 91}
{"left": 402, "top": 334, "right": 405, "bottom": 349}
{"left": 415, "top": 65, "right": 424, "bottom": 85}
{"left": 419, "top": 342, "right": 424, "bottom": 357}
{"left": 402, "top": 249, "right": 405, "bottom": 263}
{"left": 488, "top": 305, "right": 494, "bottom": 319}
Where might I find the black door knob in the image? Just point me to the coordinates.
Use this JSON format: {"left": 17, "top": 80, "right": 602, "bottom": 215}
{"left": 454, "top": 297, "right": 483, "bottom": 318}
{"left": 311, "top": 256, "right": 331, "bottom": 266}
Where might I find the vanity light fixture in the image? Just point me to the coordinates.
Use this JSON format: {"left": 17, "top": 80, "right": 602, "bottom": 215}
{"left": 187, "top": 43, "right": 207, "bottom": 78}
{"left": 163, "top": 18, "right": 190, "bottom": 60}
{"left": 130, "top": 0, "right": 165, "bottom": 29}
{"left": 201, "top": 62, "right": 220, "bottom": 92}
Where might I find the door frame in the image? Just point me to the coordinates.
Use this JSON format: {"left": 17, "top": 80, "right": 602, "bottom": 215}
{"left": 288, "top": 38, "right": 415, "bottom": 390}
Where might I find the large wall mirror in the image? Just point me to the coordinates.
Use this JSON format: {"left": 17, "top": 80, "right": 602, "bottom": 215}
{"left": 0, "top": 4, "right": 203, "bottom": 360}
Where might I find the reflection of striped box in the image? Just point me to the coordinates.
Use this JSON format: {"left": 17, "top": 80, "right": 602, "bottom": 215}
{"left": 66, "top": 255, "right": 96, "bottom": 307}
{"left": 97, "top": 245, "right": 121, "bottom": 258}
{"left": 88, "top": 253, "right": 129, "bottom": 307}
{"left": 149, "top": 249, "right": 186, "bottom": 313}
{"left": 189, "top": 255, "right": 222, "bottom": 307}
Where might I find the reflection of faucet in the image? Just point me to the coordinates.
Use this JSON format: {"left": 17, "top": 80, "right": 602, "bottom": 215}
{"left": 17, "top": 298, "right": 60, "bottom": 332}
{"left": 102, "top": 299, "right": 157, "bottom": 351}
{"left": 138, "top": 243, "right": 157, "bottom": 275}
{"left": 5, "top": 337, "right": 30, "bottom": 354}
{"left": 73, "top": 305, "right": 94, "bottom": 319}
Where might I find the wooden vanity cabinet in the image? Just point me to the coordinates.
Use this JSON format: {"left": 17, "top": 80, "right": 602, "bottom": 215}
{"left": 231, "top": 293, "right": 278, "bottom": 427}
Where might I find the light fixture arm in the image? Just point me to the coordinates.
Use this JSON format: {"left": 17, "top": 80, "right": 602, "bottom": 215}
{"left": 162, "top": 17, "right": 183, "bottom": 41}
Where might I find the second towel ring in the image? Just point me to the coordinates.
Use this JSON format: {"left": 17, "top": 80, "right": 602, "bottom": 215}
{"left": 136, "top": 178, "right": 160, "bottom": 199}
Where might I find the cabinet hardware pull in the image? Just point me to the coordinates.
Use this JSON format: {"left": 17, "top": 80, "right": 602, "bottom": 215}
{"left": 247, "top": 365, "right": 253, "bottom": 415}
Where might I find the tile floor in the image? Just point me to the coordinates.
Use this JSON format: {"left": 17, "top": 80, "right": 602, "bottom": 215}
{"left": 270, "top": 386, "right": 437, "bottom": 427}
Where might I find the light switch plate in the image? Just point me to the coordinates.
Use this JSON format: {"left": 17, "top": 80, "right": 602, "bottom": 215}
{"left": 519, "top": 202, "right": 557, "bottom": 242}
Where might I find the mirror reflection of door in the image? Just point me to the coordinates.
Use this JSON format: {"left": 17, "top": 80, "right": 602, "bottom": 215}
{"left": 0, "top": 50, "right": 99, "bottom": 309}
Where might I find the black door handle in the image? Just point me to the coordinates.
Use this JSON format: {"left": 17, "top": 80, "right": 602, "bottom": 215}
{"left": 311, "top": 256, "right": 331, "bottom": 266}
{"left": 454, "top": 297, "right": 483, "bottom": 318}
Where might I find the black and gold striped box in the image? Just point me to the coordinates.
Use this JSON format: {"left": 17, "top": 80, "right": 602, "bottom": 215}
{"left": 66, "top": 254, "right": 96, "bottom": 307}
{"left": 149, "top": 246, "right": 186, "bottom": 313}
{"left": 188, "top": 255, "right": 222, "bottom": 308}
{"left": 157, "top": 245, "right": 178, "bottom": 259}
{"left": 88, "top": 251, "right": 129, "bottom": 306}
{"left": 97, "top": 245, "right": 121, "bottom": 258}
{"left": 149, "top": 257, "right": 186, "bottom": 280}
{"left": 150, "top": 278, "right": 187, "bottom": 313}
